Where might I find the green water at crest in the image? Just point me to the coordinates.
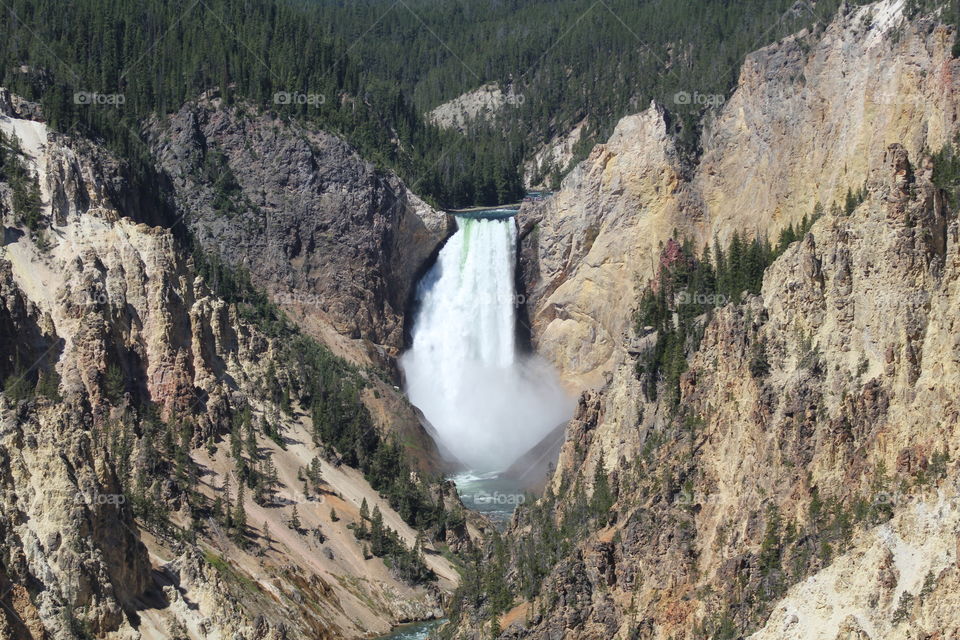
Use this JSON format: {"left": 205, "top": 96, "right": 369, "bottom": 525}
{"left": 459, "top": 216, "right": 473, "bottom": 272}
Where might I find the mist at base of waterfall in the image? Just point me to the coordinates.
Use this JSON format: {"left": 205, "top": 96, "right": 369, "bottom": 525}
{"left": 401, "top": 215, "right": 573, "bottom": 472}
{"left": 404, "top": 352, "right": 571, "bottom": 471}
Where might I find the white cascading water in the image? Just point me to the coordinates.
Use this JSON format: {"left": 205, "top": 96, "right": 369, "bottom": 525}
{"left": 401, "top": 215, "right": 573, "bottom": 471}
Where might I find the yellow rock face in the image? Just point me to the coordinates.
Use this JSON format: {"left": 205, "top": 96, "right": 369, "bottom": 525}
{"left": 520, "top": 0, "right": 960, "bottom": 392}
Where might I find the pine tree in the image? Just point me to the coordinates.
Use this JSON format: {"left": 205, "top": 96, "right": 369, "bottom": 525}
{"left": 759, "top": 505, "right": 782, "bottom": 575}
{"left": 289, "top": 505, "right": 301, "bottom": 531}
{"left": 844, "top": 187, "right": 857, "bottom": 215}
{"left": 233, "top": 484, "right": 247, "bottom": 540}
{"left": 744, "top": 237, "right": 766, "bottom": 294}
{"left": 749, "top": 339, "right": 771, "bottom": 379}
{"left": 697, "top": 244, "right": 716, "bottom": 304}
{"left": 713, "top": 236, "right": 728, "bottom": 302}
{"left": 223, "top": 476, "right": 233, "bottom": 529}
{"left": 357, "top": 517, "right": 368, "bottom": 540}
{"left": 777, "top": 223, "right": 797, "bottom": 254}
{"left": 483, "top": 530, "right": 512, "bottom": 614}
{"left": 3, "top": 355, "right": 32, "bottom": 402}
{"left": 370, "top": 506, "right": 385, "bottom": 556}
{"left": 253, "top": 471, "right": 266, "bottom": 505}
{"left": 280, "top": 387, "right": 291, "bottom": 415}
{"left": 35, "top": 368, "right": 61, "bottom": 401}
{"left": 212, "top": 494, "right": 223, "bottom": 525}
{"left": 414, "top": 530, "right": 425, "bottom": 556}
{"left": 265, "top": 458, "right": 278, "bottom": 492}
{"left": 245, "top": 418, "right": 258, "bottom": 461}
{"left": 360, "top": 497, "right": 369, "bottom": 521}
{"left": 812, "top": 201, "right": 825, "bottom": 222}
{"left": 310, "top": 457, "right": 323, "bottom": 488}
{"left": 104, "top": 364, "right": 125, "bottom": 404}
{"left": 590, "top": 456, "right": 615, "bottom": 518}
{"left": 230, "top": 418, "right": 242, "bottom": 463}
{"left": 727, "top": 231, "right": 745, "bottom": 301}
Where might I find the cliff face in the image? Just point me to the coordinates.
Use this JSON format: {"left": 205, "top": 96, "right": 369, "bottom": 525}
{"left": 695, "top": 0, "right": 958, "bottom": 244}
{"left": 519, "top": 0, "right": 960, "bottom": 387}
{"left": 480, "top": 129, "right": 960, "bottom": 640}
{"left": 463, "top": 2, "right": 960, "bottom": 638}
{"left": 146, "top": 96, "right": 453, "bottom": 475}
{"left": 0, "top": 102, "right": 460, "bottom": 640}
{"left": 517, "top": 105, "right": 684, "bottom": 387}
{"left": 146, "top": 96, "right": 451, "bottom": 354}
{"left": 0, "top": 399, "right": 153, "bottom": 640}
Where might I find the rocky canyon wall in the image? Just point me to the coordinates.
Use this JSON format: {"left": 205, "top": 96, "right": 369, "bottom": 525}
{"left": 0, "top": 98, "right": 462, "bottom": 640}
{"left": 519, "top": 0, "right": 960, "bottom": 388}
{"left": 460, "top": 1, "right": 960, "bottom": 638}
{"left": 146, "top": 96, "right": 453, "bottom": 357}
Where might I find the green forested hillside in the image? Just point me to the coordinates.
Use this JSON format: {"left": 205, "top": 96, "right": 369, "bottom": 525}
{"left": 4, "top": 0, "right": 943, "bottom": 206}
{"left": 0, "top": 0, "right": 525, "bottom": 207}
{"left": 309, "top": 0, "right": 890, "bottom": 180}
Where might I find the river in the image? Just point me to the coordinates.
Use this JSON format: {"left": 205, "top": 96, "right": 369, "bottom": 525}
{"left": 375, "top": 619, "right": 446, "bottom": 640}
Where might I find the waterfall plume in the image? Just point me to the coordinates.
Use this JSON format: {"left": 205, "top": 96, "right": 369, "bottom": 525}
{"left": 401, "top": 215, "right": 573, "bottom": 472}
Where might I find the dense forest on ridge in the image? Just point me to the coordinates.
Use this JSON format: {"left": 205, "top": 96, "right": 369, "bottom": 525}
{"left": 4, "top": 0, "right": 944, "bottom": 206}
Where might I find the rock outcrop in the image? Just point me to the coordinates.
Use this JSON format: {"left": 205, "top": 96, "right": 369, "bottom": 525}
{"left": 428, "top": 83, "right": 522, "bottom": 133}
{"left": 451, "top": 2, "right": 960, "bottom": 638}
{"left": 519, "top": 0, "right": 960, "bottom": 387}
{"left": 145, "top": 95, "right": 453, "bottom": 475}
{"left": 1, "top": 101, "right": 460, "bottom": 640}
{"left": 517, "top": 104, "right": 685, "bottom": 387}
{"left": 147, "top": 96, "right": 451, "bottom": 353}
{"left": 522, "top": 118, "right": 587, "bottom": 189}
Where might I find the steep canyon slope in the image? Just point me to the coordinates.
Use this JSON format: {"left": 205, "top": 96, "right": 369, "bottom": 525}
{"left": 518, "top": 0, "right": 960, "bottom": 387}
{"left": 452, "top": 1, "right": 960, "bottom": 638}
{"left": 146, "top": 96, "right": 452, "bottom": 354}
{"left": 0, "top": 95, "right": 464, "bottom": 639}
{"left": 145, "top": 95, "right": 454, "bottom": 473}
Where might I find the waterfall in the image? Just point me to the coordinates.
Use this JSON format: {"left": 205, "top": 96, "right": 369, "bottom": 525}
{"left": 401, "top": 215, "right": 572, "bottom": 472}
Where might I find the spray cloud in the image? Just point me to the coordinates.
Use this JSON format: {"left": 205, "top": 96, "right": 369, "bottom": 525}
{"left": 401, "top": 215, "right": 573, "bottom": 471}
